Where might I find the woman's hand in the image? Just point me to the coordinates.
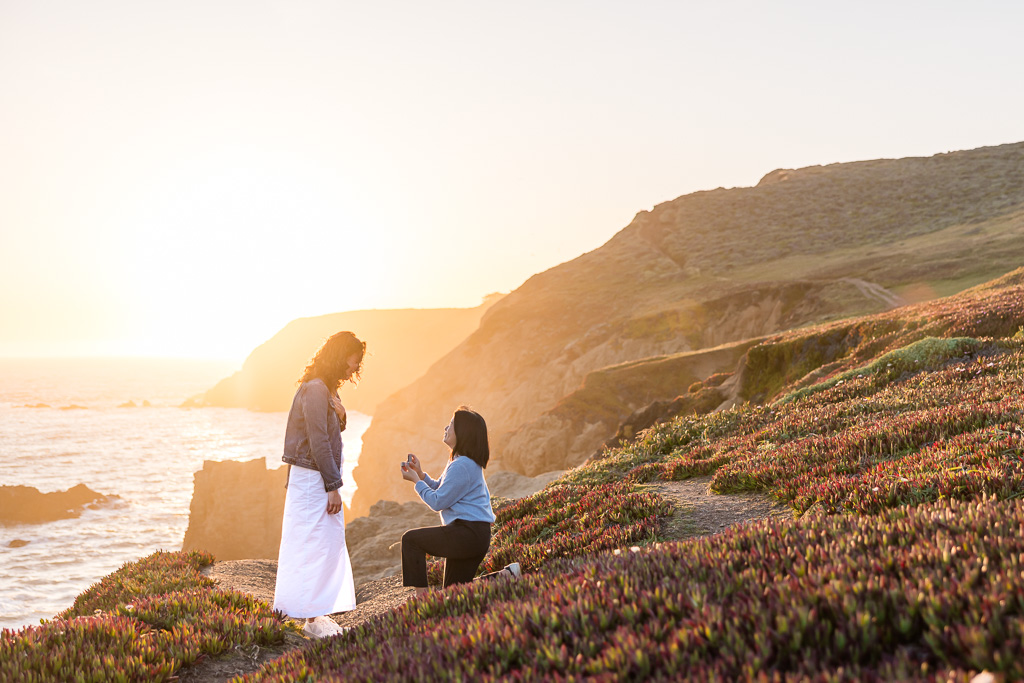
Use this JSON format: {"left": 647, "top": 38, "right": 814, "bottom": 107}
{"left": 406, "top": 453, "right": 424, "bottom": 479}
{"left": 329, "top": 395, "right": 348, "bottom": 432}
{"left": 326, "top": 489, "right": 342, "bottom": 515}
{"left": 400, "top": 454, "right": 425, "bottom": 483}
{"left": 400, "top": 461, "right": 420, "bottom": 482}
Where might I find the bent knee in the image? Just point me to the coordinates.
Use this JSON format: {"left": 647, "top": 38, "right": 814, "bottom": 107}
{"left": 402, "top": 528, "right": 424, "bottom": 547}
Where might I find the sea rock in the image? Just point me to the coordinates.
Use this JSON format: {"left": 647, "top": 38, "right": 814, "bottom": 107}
{"left": 8, "top": 539, "right": 30, "bottom": 547}
{"left": 0, "top": 484, "right": 117, "bottom": 525}
{"left": 181, "top": 458, "right": 287, "bottom": 561}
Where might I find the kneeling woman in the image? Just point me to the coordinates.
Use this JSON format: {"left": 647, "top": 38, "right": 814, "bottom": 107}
{"left": 400, "top": 406, "right": 495, "bottom": 590}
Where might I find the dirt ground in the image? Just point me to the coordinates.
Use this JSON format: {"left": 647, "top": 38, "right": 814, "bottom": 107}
{"left": 179, "top": 481, "right": 787, "bottom": 681}
{"left": 647, "top": 475, "right": 791, "bottom": 539}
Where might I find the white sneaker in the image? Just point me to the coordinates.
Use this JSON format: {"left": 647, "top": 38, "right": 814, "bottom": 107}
{"left": 303, "top": 616, "right": 345, "bottom": 639}
{"left": 504, "top": 562, "right": 521, "bottom": 579}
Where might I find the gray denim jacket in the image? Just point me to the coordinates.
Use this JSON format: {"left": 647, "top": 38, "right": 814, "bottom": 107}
{"left": 282, "top": 378, "right": 343, "bottom": 492}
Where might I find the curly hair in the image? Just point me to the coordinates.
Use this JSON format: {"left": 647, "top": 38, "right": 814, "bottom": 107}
{"left": 299, "top": 331, "right": 366, "bottom": 391}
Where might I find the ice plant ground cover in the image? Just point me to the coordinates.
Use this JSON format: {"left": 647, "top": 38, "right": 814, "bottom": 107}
{"left": 245, "top": 497, "right": 1024, "bottom": 682}
{"left": 0, "top": 551, "right": 292, "bottom": 682}
{"left": 4, "top": 269, "right": 1024, "bottom": 681}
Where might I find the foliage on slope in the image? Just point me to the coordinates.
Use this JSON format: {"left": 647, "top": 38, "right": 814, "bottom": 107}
{"left": 245, "top": 497, "right": 1024, "bottom": 682}
{"left": 739, "top": 268, "right": 1024, "bottom": 402}
{"left": 1, "top": 551, "right": 291, "bottom": 682}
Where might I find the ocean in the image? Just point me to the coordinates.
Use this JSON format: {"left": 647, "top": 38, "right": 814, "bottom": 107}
{"left": 0, "top": 357, "right": 370, "bottom": 631}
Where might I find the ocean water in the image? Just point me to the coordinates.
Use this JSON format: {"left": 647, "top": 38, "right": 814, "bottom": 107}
{"left": 0, "top": 357, "right": 370, "bottom": 631}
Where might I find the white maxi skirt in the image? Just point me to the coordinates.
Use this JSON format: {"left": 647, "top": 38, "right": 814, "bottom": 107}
{"left": 273, "top": 465, "right": 356, "bottom": 618}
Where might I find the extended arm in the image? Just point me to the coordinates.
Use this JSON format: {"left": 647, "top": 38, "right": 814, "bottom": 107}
{"left": 413, "top": 460, "right": 472, "bottom": 512}
{"left": 402, "top": 453, "right": 439, "bottom": 489}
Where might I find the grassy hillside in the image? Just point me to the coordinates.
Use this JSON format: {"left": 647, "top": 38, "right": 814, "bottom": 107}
{"left": 6, "top": 268, "right": 1024, "bottom": 681}
{"left": 352, "top": 141, "right": 1024, "bottom": 518}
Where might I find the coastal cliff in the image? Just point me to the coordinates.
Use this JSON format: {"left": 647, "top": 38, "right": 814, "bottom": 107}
{"left": 349, "top": 142, "right": 1024, "bottom": 517}
{"left": 198, "top": 300, "right": 500, "bottom": 414}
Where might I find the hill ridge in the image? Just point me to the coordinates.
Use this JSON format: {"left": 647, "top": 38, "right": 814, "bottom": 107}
{"left": 351, "top": 140, "right": 1024, "bottom": 517}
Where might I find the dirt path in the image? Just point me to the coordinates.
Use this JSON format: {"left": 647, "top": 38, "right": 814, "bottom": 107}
{"left": 647, "top": 476, "right": 791, "bottom": 541}
{"left": 839, "top": 277, "right": 906, "bottom": 309}
{"left": 180, "top": 564, "right": 417, "bottom": 682}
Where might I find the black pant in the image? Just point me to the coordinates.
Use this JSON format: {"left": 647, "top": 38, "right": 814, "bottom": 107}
{"left": 402, "top": 519, "right": 491, "bottom": 588}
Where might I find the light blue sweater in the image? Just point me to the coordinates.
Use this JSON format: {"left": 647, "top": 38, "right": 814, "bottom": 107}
{"left": 414, "top": 456, "right": 496, "bottom": 525}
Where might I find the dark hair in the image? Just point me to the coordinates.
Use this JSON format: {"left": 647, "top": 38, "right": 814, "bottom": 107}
{"left": 450, "top": 406, "right": 489, "bottom": 468}
{"left": 299, "top": 331, "right": 366, "bottom": 391}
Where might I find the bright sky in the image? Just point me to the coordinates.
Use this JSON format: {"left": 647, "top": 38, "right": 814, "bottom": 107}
{"left": 2, "top": 0, "right": 1022, "bottom": 362}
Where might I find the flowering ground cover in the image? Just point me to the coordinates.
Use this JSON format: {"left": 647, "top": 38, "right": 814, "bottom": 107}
{"left": 608, "top": 336, "right": 1024, "bottom": 517}
{"left": 0, "top": 550, "right": 292, "bottom": 682}
{"left": 243, "top": 496, "right": 1024, "bottom": 682}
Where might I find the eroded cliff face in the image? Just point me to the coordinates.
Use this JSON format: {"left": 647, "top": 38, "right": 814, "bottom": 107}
{"left": 349, "top": 142, "right": 1024, "bottom": 518}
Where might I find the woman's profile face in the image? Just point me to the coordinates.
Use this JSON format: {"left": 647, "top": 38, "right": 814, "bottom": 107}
{"left": 341, "top": 353, "right": 362, "bottom": 380}
{"left": 443, "top": 417, "right": 457, "bottom": 450}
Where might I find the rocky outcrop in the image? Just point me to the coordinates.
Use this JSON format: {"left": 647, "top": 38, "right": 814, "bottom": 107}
{"left": 181, "top": 459, "right": 287, "bottom": 561}
{"left": 344, "top": 142, "right": 1024, "bottom": 517}
{"left": 0, "top": 484, "right": 118, "bottom": 525}
{"left": 197, "top": 300, "right": 501, "bottom": 414}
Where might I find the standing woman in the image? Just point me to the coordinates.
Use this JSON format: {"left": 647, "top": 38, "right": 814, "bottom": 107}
{"left": 400, "top": 406, "right": 498, "bottom": 591}
{"left": 273, "top": 331, "right": 365, "bottom": 639}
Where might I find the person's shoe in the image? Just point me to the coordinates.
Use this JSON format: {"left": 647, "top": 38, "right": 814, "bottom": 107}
{"left": 303, "top": 616, "right": 345, "bottom": 639}
{"left": 504, "top": 562, "right": 521, "bottom": 579}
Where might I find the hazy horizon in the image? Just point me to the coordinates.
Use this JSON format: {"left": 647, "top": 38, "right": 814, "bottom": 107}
{"left": 3, "top": 0, "right": 1023, "bottom": 362}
